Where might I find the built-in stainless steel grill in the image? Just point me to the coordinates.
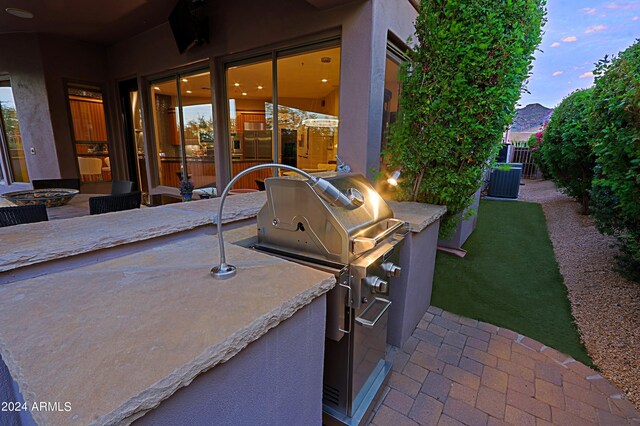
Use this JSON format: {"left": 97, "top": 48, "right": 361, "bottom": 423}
{"left": 253, "top": 173, "right": 408, "bottom": 425}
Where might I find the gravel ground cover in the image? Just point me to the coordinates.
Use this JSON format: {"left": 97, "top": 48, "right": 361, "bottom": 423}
{"left": 519, "top": 179, "right": 640, "bottom": 409}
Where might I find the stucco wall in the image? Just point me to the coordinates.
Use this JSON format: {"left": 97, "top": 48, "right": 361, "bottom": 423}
{"left": 1, "top": 0, "right": 417, "bottom": 187}
{"left": 106, "top": 0, "right": 417, "bottom": 186}
{"left": 135, "top": 295, "right": 327, "bottom": 425}
{"left": 0, "top": 34, "right": 60, "bottom": 180}
{"left": 340, "top": 0, "right": 417, "bottom": 178}
{"left": 0, "top": 295, "right": 326, "bottom": 426}
{"left": 38, "top": 35, "right": 110, "bottom": 179}
{"left": 388, "top": 221, "right": 441, "bottom": 348}
{"left": 0, "top": 34, "right": 110, "bottom": 181}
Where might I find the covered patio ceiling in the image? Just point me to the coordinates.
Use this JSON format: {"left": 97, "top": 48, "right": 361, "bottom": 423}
{"left": 0, "top": 0, "right": 368, "bottom": 46}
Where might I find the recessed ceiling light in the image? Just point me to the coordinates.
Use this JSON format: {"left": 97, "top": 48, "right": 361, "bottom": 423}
{"left": 257, "top": 85, "right": 263, "bottom": 90}
{"left": 234, "top": 83, "right": 240, "bottom": 87}
{"left": 181, "top": 78, "right": 188, "bottom": 83}
{"left": 153, "top": 86, "right": 161, "bottom": 91}
{"left": 5, "top": 8, "right": 34, "bottom": 19}
{"left": 321, "top": 79, "right": 328, "bottom": 83}
{"left": 186, "top": 90, "right": 192, "bottom": 94}
{"left": 242, "top": 92, "right": 247, "bottom": 96}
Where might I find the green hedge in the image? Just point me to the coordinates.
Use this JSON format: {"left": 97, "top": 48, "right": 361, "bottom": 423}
{"left": 591, "top": 40, "right": 640, "bottom": 282}
{"left": 386, "top": 0, "right": 546, "bottom": 236}
{"left": 540, "top": 88, "right": 596, "bottom": 213}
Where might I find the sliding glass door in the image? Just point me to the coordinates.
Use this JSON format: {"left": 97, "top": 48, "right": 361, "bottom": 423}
{"left": 224, "top": 42, "right": 341, "bottom": 190}
{"left": 150, "top": 69, "right": 214, "bottom": 190}
{"left": 66, "top": 83, "right": 111, "bottom": 183}
{"left": 226, "top": 58, "right": 274, "bottom": 189}
{"left": 277, "top": 46, "right": 340, "bottom": 173}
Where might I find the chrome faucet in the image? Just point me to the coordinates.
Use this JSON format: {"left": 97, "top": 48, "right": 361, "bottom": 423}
{"left": 211, "top": 163, "right": 359, "bottom": 279}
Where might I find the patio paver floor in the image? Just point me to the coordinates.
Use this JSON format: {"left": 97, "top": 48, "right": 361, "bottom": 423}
{"left": 370, "top": 306, "right": 640, "bottom": 425}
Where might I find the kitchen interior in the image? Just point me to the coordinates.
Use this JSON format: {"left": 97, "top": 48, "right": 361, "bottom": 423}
{"left": 146, "top": 46, "right": 340, "bottom": 193}
{"left": 226, "top": 46, "right": 341, "bottom": 189}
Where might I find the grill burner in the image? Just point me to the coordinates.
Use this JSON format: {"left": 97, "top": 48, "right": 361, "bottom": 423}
{"left": 254, "top": 173, "right": 408, "bottom": 425}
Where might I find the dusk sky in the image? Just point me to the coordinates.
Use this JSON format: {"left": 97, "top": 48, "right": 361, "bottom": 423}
{"left": 519, "top": 0, "right": 640, "bottom": 108}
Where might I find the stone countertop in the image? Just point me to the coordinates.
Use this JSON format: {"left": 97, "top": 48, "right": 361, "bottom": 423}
{"left": 0, "top": 192, "right": 267, "bottom": 273}
{"left": 0, "top": 233, "right": 334, "bottom": 426}
{"left": 387, "top": 201, "right": 447, "bottom": 233}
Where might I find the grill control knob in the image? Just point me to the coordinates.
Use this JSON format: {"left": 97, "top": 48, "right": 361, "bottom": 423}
{"left": 381, "top": 262, "right": 402, "bottom": 277}
{"left": 365, "top": 276, "right": 388, "bottom": 294}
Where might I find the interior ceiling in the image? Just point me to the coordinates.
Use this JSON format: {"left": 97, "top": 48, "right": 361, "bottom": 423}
{"left": 152, "top": 71, "right": 212, "bottom": 102}
{"left": 226, "top": 47, "right": 341, "bottom": 101}
{"left": 0, "top": 0, "right": 177, "bottom": 45}
{"left": 151, "top": 48, "right": 341, "bottom": 103}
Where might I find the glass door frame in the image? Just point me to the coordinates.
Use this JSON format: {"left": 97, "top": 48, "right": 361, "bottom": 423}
{"left": 219, "top": 37, "right": 341, "bottom": 187}
{"left": 223, "top": 52, "right": 277, "bottom": 180}
{"left": 0, "top": 76, "right": 22, "bottom": 184}
{"left": 117, "top": 78, "right": 151, "bottom": 200}
{"left": 377, "top": 38, "right": 409, "bottom": 181}
{"left": 63, "top": 79, "right": 114, "bottom": 184}
{"left": 142, "top": 60, "right": 214, "bottom": 195}
{"left": 0, "top": 100, "right": 14, "bottom": 184}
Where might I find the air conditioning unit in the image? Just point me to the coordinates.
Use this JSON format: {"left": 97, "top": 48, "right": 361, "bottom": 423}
{"left": 488, "top": 163, "right": 522, "bottom": 198}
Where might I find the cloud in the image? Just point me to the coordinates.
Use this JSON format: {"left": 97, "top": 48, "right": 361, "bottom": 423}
{"left": 562, "top": 36, "right": 578, "bottom": 42}
{"left": 585, "top": 24, "right": 607, "bottom": 33}
{"left": 606, "top": 2, "right": 639, "bottom": 9}
{"left": 633, "top": 16, "right": 639, "bottom": 20}
{"left": 582, "top": 7, "right": 597, "bottom": 15}
{"left": 579, "top": 72, "right": 594, "bottom": 79}
{"left": 551, "top": 42, "right": 561, "bottom": 47}
{"left": 552, "top": 71, "right": 564, "bottom": 76}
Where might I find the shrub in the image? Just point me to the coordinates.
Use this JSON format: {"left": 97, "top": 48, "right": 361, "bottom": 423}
{"left": 590, "top": 40, "right": 640, "bottom": 282}
{"left": 386, "top": 0, "right": 546, "bottom": 236}
{"left": 528, "top": 126, "right": 551, "bottom": 178}
{"left": 539, "top": 88, "right": 595, "bottom": 213}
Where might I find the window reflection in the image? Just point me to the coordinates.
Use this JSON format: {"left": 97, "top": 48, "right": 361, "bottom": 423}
{"left": 150, "top": 70, "right": 214, "bottom": 189}
{"left": 381, "top": 53, "right": 401, "bottom": 172}
{"left": 66, "top": 84, "right": 111, "bottom": 183}
{"left": 0, "top": 80, "right": 28, "bottom": 182}
{"left": 277, "top": 46, "right": 340, "bottom": 172}
{"left": 226, "top": 59, "right": 274, "bottom": 189}
{"left": 180, "top": 71, "right": 215, "bottom": 189}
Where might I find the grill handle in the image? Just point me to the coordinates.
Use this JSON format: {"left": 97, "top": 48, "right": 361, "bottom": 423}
{"left": 352, "top": 218, "right": 405, "bottom": 255}
{"left": 355, "top": 297, "right": 392, "bottom": 328}
{"left": 338, "top": 282, "right": 352, "bottom": 335}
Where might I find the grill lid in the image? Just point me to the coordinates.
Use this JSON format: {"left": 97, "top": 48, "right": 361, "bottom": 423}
{"left": 256, "top": 173, "right": 397, "bottom": 264}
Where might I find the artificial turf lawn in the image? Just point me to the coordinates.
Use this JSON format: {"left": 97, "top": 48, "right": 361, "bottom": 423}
{"left": 431, "top": 199, "right": 592, "bottom": 366}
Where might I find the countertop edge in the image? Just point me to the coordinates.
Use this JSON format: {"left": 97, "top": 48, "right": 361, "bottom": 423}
{"left": 100, "top": 275, "right": 336, "bottom": 426}
{"left": 387, "top": 201, "right": 448, "bottom": 233}
{"left": 0, "top": 193, "right": 267, "bottom": 274}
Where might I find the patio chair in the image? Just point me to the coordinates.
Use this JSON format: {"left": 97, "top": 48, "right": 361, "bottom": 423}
{"left": 32, "top": 178, "right": 81, "bottom": 190}
{"left": 0, "top": 204, "right": 49, "bottom": 227}
{"left": 89, "top": 191, "right": 141, "bottom": 215}
{"left": 78, "top": 157, "right": 103, "bottom": 181}
{"left": 111, "top": 180, "right": 134, "bottom": 195}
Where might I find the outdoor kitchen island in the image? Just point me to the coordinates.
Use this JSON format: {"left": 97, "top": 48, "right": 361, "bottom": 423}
{"left": 0, "top": 188, "right": 445, "bottom": 426}
{"left": 0, "top": 194, "right": 335, "bottom": 426}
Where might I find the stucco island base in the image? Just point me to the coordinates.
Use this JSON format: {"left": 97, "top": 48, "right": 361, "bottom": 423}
{"left": 0, "top": 233, "right": 334, "bottom": 425}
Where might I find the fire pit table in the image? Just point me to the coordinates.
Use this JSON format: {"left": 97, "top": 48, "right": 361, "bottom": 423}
{"left": 1, "top": 188, "right": 79, "bottom": 208}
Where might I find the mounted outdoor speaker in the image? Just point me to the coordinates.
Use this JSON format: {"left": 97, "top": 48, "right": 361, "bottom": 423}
{"left": 169, "top": 0, "right": 209, "bottom": 54}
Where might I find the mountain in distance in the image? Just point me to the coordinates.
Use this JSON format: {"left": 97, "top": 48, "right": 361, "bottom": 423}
{"left": 511, "top": 103, "right": 554, "bottom": 133}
